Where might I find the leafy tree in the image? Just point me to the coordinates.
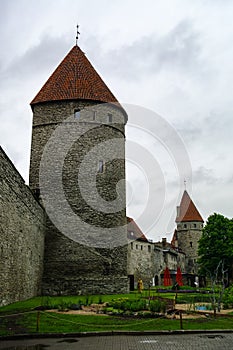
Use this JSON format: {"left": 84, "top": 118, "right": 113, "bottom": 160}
{"left": 198, "top": 213, "right": 233, "bottom": 284}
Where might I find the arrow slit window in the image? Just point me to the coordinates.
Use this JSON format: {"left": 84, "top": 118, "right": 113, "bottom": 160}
{"left": 74, "top": 109, "right": 80, "bottom": 119}
{"left": 98, "top": 160, "right": 104, "bottom": 173}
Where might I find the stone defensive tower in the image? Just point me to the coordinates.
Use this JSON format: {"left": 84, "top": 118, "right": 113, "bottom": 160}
{"left": 29, "top": 44, "right": 129, "bottom": 295}
{"left": 176, "top": 190, "right": 204, "bottom": 278}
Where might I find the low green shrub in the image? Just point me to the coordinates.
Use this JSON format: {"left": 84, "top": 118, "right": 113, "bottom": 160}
{"left": 107, "top": 297, "right": 167, "bottom": 314}
{"left": 108, "top": 298, "right": 148, "bottom": 312}
{"left": 149, "top": 300, "right": 166, "bottom": 313}
{"left": 222, "top": 285, "right": 233, "bottom": 309}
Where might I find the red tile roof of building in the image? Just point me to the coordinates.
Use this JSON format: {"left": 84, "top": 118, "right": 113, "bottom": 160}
{"left": 31, "top": 45, "right": 118, "bottom": 105}
{"left": 171, "top": 229, "right": 178, "bottom": 247}
{"left": 127, "top": 217, "right": 148, "bottom": 242}
{"left": 176, "top": 190, "right": 204, "bottom": 223}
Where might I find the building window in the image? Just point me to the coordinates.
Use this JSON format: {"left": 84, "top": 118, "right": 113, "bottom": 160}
{"left": 93, "top": 111, "right": 97, "bottom": 121}
{"left": 148, "top": 245, "right": 151, "bottom": 252}
{"left": 108, "top": 113, "right": 112, "bottom": 123}
{"left": 74, "top": 109, "right": 80, "bottom": 119}
{"left": 184, "top": 224, "right": 187, "bottom": 228}
{"left": 136, "top": 245, "right": 138, "bottom": 250}
{"left": 131, "top": 242, "right": 133, "bottom": 250}
{"left": 194, "top": 223, "right": 197, "bottom": 228}
{"left": 98, "top": 160, "right": 104, "bottom": 173}
{"left": 141, "top": 245, "right": 143, "bottom": 250}
{"left": 190, "top": 241, "right": 193, "bottom": 248}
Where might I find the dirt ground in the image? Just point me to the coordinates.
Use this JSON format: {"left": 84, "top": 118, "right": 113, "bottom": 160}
{"left": 46, "top": 303, "right": 233, "bottom": 319}
{"left": 176, "top": 303, "right": 233, "bottom": 314}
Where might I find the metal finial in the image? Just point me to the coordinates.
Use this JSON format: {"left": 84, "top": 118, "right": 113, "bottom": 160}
{"left": 76, "top": 24, "right": 80, "bottom": 45}
{"left": 184, "top": 179, "right": 187, "bottom": 190}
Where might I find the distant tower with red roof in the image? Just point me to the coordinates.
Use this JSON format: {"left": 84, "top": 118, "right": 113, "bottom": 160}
{"left": 175, "top": 190, "right": 204, "bottom": 280}
{"left": 29, "top": 42, "right": 128, "bottom": 295}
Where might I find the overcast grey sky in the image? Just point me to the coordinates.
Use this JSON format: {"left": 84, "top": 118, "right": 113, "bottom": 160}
{"left": 1, "top": 0, "right": 233, "bottom": 241}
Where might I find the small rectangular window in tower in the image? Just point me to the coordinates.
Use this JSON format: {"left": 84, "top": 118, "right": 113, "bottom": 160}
{"left": 141, "top": 245, "right": 143, "bottom": 250}
{"left": 193, "top": 223, "right": 197, "bottom": 228}
{"left": 131, "top": 242, "right": 133, "bottom": 250}
{"left": 148, "top": 245, "right": 151, "bottom": 252}
{"left": 98, "top": 160, "right": 104, "bottom": 173}
{"left": 190, "top": 241, "right": 193, "bottom": 247}
{"left": 108, "top": 113, "right": 112, "bottom": 123}
{"left": 93, "top": 111, "right": 97, "bottom": 121}
{"left": 74, "top": 109, "right": 80, "bottom": 119}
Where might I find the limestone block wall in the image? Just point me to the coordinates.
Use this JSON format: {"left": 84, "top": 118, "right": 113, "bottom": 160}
{"left": 163, "top": 250, "right": 178, "bottom": 271}
{"left": 127, "top": 241, "right": 155, "bottom": 279}
{"left": 43, "top": 220, "right": 128, "bottom": 295}
{"left": 0, "top": 147, "right": 45, "bottom": 306}
{"left": 127, "top": 240, "right": 187, "bottom": 287}
{"left": 29, "top": 100, "right": 126, "bottom": 191}
{"left": 29, "top": 100, "right": 128, "bottom": 295}
{"left": 177, "top": 222, "right": 203, "bottom": 274}
{"left": 127, "top": 241, "right": 168, "bottom": 287}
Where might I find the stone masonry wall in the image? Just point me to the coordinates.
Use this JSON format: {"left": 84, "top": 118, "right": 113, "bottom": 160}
{"left": 127, "top": 241, "right": 187, "bottom": 288}
{"left": 177, "top": 222, "right": 203, "bottom": 274}
{"left": 30, "top": 100, "right": 129, "bottom": 295}
{"left": 43, "top": 220, "right": 128, "bottom": 295}
{"left": 0, "top": 147, "right": 45, "bottom": 306}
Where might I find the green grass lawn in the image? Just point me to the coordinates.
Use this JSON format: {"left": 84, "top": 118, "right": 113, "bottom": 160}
{"left": 0, "top": 290, "right": 232, "bottom": 336}
{"left": 1, "top": 311, "right": 233, "bottom": 336}
{"left": 0, "top": 293, "right": 140, "bottom": 314}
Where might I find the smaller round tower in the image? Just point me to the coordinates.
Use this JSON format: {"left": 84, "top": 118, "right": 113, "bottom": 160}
{"left": 176, "top": 191, "right": 204, "bottom": 281}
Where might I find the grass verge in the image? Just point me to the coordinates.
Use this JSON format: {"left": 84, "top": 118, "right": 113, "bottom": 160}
{"left": 0, "top": 290, "right": 231, "bottom": 336}
{"left": 1, "top": 311, "right": 233, "bottom": 336}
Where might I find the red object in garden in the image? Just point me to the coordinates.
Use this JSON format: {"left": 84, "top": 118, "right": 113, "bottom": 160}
{"left": 176, "top": 266, "right": 183, "bottom": 286}
{"left": 163, "top": 267, "right": 172, "bottom": 286}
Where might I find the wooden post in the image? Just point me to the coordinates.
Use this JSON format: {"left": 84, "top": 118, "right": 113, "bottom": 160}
{"left": 179, "top": 311, "right": 183, "bottom": 330}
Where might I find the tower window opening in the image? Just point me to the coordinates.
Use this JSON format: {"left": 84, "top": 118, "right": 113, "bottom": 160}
{"left": 98, "top": 160, "right": 104, "bottom": 173}
{"left": 184, "top": 224, "right": 187, "bottom": 228}
{"left": 131, "top": 242, "right": 133, "bottom": 250}
{"left": 141, "top": 245, "right": 143, "bottom": 250}
{"left": 74, "top": 109, "right": 80, "bottom": 119}
{"left": 194, "top": 223, "right": 197, "bottom": 228}
{"left": 190, "top": 241, "right": 193, "bottom": 248}
{"left": 148, "top": 245, "right": 151, "bottom": 252}
{"left": 108, "top": 113, "right": 112, "bottom": 123}
{"left": 93, "top": 111, "right": 97, "bottom": 121}
{"left": 136, "top": 245, "right": 138, "bottom": 250}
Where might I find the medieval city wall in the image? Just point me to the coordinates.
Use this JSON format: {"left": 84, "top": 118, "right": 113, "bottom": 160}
{"left": 30, "top": 100, "right": 129, "bottom": 295}
{"left": 177, "top": 222, "right": 203, "bottom": 274}
{"left": 0, "top": 147, "right": 45, "bottom": 306}
{"left": 127, "top": 239, "right": 187, "bottom": 288}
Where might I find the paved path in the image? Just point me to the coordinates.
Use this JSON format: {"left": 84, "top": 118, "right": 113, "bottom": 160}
{"left": 1, "top": 333, "right": 233, "bottom": 350}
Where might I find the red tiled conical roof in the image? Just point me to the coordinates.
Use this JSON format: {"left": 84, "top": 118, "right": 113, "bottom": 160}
{"left": 127, "top": 217, "right": 148, "bottom": 242}
{"left": 31, "top": 45, "right": 118, "bottom": 105}
{"left": 176, "top": 190, "right": 203, "bottom": 223}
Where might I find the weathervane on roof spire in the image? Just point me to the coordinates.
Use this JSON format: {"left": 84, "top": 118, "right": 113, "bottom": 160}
{"left": 76, "top": 24, "right": 80, "bottom": 46}
{"left": 184, "top": 178, "right": 187, "bottom": 190}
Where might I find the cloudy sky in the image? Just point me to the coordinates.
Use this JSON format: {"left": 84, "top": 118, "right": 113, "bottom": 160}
{"left": 1, "top": 0, "right": 233, "bottom": 242}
